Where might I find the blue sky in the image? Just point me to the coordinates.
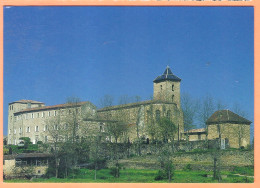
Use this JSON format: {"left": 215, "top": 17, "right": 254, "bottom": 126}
{"left": 3, "top": 6, "right": 254, "bottom": 136}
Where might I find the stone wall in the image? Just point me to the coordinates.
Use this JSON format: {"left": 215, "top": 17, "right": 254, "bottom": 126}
{"left": 208, "top": 123, "right": 250, "bottom": 148}
{"left": 115, "top": 149, "right": 254, "bottom": 171}
{"left": 97, "top": 101, "right": 184, "bottom": 142}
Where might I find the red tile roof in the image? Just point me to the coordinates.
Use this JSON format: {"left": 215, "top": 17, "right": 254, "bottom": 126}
{"left": 206, "top": 110, "right": 251, "bottom": 125}
{"left": 14, "top": 101, "right": 89, "bottom": 114}
{"left": 10, "top": 99, "right": 44, "bottom": 104}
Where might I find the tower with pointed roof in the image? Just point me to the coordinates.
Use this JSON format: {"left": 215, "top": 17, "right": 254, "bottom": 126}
{"left": 153, "top": 66, "right": 181, "bottom": 107}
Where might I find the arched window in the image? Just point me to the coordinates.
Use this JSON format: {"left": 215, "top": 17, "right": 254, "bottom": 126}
{"left": 167, "top": 110, "right": 171, "bottom": 119}
{"left": 156, "top": 110, "right": 161, "bottom": 122}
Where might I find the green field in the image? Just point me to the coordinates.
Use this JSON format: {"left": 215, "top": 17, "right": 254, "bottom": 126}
{"left": 5, "top": 168, "right": 254, "bottom": 183}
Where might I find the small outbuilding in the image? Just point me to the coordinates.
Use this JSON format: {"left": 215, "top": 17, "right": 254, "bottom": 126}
{"left": 206, "top": 110, "right": 251, "bottom": 149}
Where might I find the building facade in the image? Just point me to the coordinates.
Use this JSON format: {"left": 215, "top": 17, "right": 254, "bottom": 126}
{"left": 7, "top": 66, "right": 184, "bottom": 145}
{"left": 7, "top": 67, "right": 251, "bottom": 148}
{"left": 7, "top": 100, "right": 97, "bottom": 145}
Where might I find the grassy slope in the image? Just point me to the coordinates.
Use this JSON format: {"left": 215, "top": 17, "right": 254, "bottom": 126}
{"left": 5, "top": 168, "right": 254, "bottom": 183}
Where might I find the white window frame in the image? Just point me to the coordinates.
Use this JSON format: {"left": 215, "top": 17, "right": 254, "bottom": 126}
{"left": 35, "top": 125, "right": 39, "bottom": 132}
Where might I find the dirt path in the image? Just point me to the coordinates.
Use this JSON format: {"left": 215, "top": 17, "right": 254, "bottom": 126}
{"left": 233, "top": 174, "right": 254, "bottom": 178}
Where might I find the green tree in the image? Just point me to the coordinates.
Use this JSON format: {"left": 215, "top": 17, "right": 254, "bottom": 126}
{"left": 158, "top": 117, "right": 177, "bottom": 152}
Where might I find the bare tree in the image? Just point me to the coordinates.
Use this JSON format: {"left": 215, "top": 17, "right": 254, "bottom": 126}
{"left": 181, "top": 93, "right": 199, "bottom": 148}
{"left": 146, "top": 104, "right": 157, "bottom": 142}
{"left": 105, "top": 109, "right": 130, "bottom": 178}
{"left": 118, "top": 94, "right": 131, "bottom": 105}
{"left": 198, "top": 95, "right": 216, "bottom": 144}
{"left": 232, "top": 102, "right": 248, "bottom": 118}
{"left": 46, "top": 97, "right": 94, "bottom": 178}
{"left": 99, "top": 95, "right": 114, "bottom": 108}
{"left": 134, "top": 95, "right": 142, "bottom": 103}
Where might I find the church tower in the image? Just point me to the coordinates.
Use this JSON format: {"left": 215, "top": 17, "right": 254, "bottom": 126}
{"left": 153, "top": 66, "right": 181, "bottom": 107}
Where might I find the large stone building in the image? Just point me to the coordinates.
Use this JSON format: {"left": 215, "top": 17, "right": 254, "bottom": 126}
{"left": 7, "top": 66, "right": 184, "bottom": 145}
{"left": 7, "top": 66, "right": 251, "bottom": 148}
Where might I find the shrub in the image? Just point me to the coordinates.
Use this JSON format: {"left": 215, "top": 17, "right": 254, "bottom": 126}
{"left": 184, "top": 164, "right": 192, "bottom": 171}
{"left": 129, "top": 154, "right": 136, "bottom": 158}
{"left": 37, "top": 141, "right": 43, "bottom": 145}
{"left": 154, "top": 170, "right": 166, "bottom": 181}
{"left": 109, "top": 164, "right": 122, "bottom": 178}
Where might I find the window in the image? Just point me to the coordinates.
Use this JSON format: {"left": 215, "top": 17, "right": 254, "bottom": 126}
{"left": 42, "top": 112, "right": 45, "bottom": 118}
{"left": 35, "top": 126, "right": 39, "bottom": 132}
{"left": 14, "top": 129, "right": 16, "bottom": 134}
{"left": 54, "top": 111, "right": 56, "bottom": 116}
{"left": 37, "top": 113, "right": 40, "bottom": 118}
{"left": 45, "top": 136, "right": 48, "bottom": 143}
{"left": 27, "top": 103, "right": 31, "bottom": 108}
{"left": 156, "top": 110, "right": 161, "bottom": 122}
{"left": 48, "top": 111, "right": 51, "bottom": 116}
{"left": 31, "top": 113, "right": 34, "bottom": 119}
{"left": 27, "top": 127, "right": 30, "bottom": 133}
{"left": 55, "top": 125, "right": 58, "bottom": 130}
{"left": 19, "top": 128, "right": 22, "bottom": 134}
{"left": 172, "top": 84, "right": 174, "bottom": 91}
{"left": 12, "top": 106, "right": 13, "bottom": 110}
{"left": 172, "top": 95, "right": 174, "bottom": 102}
{"left": 44, "top": 125, "right": 48, "bottom": 132}
{"left": 9, "top": 106, "right": 11, "bottom": 110}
